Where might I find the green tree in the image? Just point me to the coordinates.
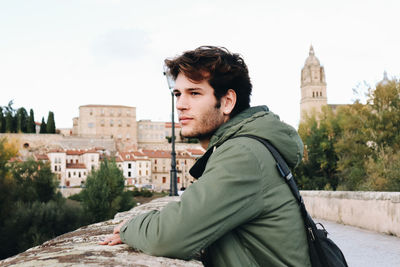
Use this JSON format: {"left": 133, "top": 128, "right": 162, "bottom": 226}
{"left": 3, "top": 101, "right": 16, "bottom": 133}
{"left": 40, "top": 117, "right": 47, "bottom": 133}
{"left": 27, "top": 109, "right": 36, "bottom": 133}
{"left": 46, "top": 111, "right": 56, "bottom": 134}
{"left": 296, "top": 106, "right": 341, "bottom": 190}
{"left": 0, "top": 149, "right": 88, "bottom": 260}
{"left": 81, "top": 158, "right": 134, "bottom": 223}
{"left": 0, "top": 108, "right": 5, "bottom": 133}
{"left": 5, "top": 112, "right": 14, "bottom": 133}
{"left": 16, "top": 107, "right": 28, "bottom": 133}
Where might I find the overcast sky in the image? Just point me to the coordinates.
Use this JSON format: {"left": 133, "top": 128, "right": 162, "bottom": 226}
{"left": 1, "top": 0, "right": 399, "bottom": 129}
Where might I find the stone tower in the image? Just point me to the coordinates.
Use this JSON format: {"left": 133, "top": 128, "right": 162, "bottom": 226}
{"left": 300, "top": 46, "right": 327, "bottom": 121}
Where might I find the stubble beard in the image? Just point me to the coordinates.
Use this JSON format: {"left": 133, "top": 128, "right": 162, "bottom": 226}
{"left": 181, "top": 105, "right": 225, "bottom": 142}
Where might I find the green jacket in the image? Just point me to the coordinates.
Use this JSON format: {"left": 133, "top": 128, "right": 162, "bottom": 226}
{"left": 120, "top": 106, "right": 311, "bottom": 267}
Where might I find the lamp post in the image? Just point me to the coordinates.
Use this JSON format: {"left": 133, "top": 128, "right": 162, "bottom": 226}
{"left": 163, "top": 66, "right": 178, "bottom": 196}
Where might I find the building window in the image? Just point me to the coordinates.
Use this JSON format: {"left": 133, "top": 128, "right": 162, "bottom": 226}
{"left": 79, "top": 172, "right": 81, "bottom": 178}
{"left": 101, "top": 120, "right": 105, "bottom": 126}
{"left": 89, "top": 109, "right": 93, "bottom": 115}
{"left": 54, "top": 166, "right": 57, "bottom": 171}
{"left": 118, "top": 120, "right": 122, "bottom": 127}
{"left": 128, "top": 171, "right": 131, "bottom": 177}
{"left": 76, "top": 159, "right": 78, "bottom": 164}
{"left": 139, "top": 170, "right": 142, "bottom": 176}
{"left": 110, "top": 120, "right": 114, "bottom": 127}
{"left": 73, "top": 172, "right": 76, "bottom": 176}
{"left": 178, "top": 177, "right": 180, "bottom": 183}
{"left": 162, "top": 177, "right": 166, "bottom": 183}
{"left": 146, "top": 170, "right": 148, "bottom": 175}
{"left": 68, "top": 172, "right": 71, "bottom": 178}
{"left": 128, "top": 163, "right": 132, "bottom": 169}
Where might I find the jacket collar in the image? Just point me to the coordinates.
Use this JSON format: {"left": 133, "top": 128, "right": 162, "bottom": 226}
{"left": 190, "top": 106, "right": 269, "bottom": 179}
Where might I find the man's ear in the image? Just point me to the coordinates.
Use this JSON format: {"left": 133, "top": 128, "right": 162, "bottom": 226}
{"left": 221, "top": 89, "right": 237, "bottom": 116}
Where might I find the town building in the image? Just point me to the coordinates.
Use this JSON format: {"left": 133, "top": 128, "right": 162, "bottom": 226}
{"left": 137, "top": 120, "right": 182, "bottom": 146}
{"left": 72, "top": 105, "right": 138, "bottom": 150}
{"left": 47, "top": 148, "right": 100, "bottom": 187}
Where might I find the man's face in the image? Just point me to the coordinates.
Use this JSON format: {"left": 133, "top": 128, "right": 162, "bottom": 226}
{"left": 173, "top": 73, "right": 227, "bottom": 141}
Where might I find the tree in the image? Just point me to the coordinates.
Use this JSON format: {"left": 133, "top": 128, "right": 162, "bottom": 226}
{"left": 0, "top": 108, "right": 5, "bottom": 133}
{"left": 81, "top": 158, "right": 134, "bottom": 223}
{"left": 0, "top": 138, "right": 18, "bottom": 224}
{"left": 10, "top": 159, "right": 60, "bottom": 203}
{"left": 46, "top": 111, "right": 56, "bottom": 134}
{"left": 40, "top": 117, "right": 47, "bottom": 133}
{"left": 27, "top": 109, "right": 36, "bottom": 133}
{"left": 5, "top": 112, "right": 14, "bottom": 133}
{"left": 296, "top": 106, "right": 341, "bottom": 190}
{"left": 16, "top": 107, "right": 28, "bottom": 133}
{"left": 0, "top": 148, "right": 88, "bottom": 260}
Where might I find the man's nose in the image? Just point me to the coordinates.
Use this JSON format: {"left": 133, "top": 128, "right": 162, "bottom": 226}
{"left": 176, "top": 95, "right": 188, "bottom": 110}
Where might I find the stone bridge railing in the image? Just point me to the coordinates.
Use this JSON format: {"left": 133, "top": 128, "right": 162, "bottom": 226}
{"left": 302, "top": 190, "right": 400, "bottom": 237}
{"left": 0, "top": 197, "right": 202, "bottom": 267}
{"left": 1, "top": 191, "right": 399, "bottom": 266}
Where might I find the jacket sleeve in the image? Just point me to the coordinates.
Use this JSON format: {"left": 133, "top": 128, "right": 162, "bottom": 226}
{"left": 119, "top": 139, "right": 265, "bottom": 259}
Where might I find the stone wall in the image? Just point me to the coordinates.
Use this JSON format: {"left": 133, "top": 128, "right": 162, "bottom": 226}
{"left": 0, "top": 133, "right": 116, "bottom": 153}
{"left": 0, "top": 197, "right": 202, "bottom": 267}
{"left": 302, "top": 190, "right": 400, "bottom": 237}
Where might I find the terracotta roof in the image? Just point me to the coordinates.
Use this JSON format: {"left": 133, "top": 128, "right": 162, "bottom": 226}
{"left": 142, "top": 150, "right": 171, "bottom": 158}
{"left": 66, "top": 150, "right": 85, "bottom": 156}
{"left": 35, "top": 154, "right": 49, "bottom": 161}
{"left": 65, "top": 149, "right": 98, "bottom": 155}
{"left": 66, "top": 163, "right": 86, "bottom": 169}
{"left": 165, "top": 122, "right": 181, "bottom": 128}
{"left": 187, "top": 149, "right": 205, "bottom": 156}
{"left": 118, "top": 152, "right": 135, "bottom": 161}
{"left": 132, "top": 151, "right": 146, "bottom": 157}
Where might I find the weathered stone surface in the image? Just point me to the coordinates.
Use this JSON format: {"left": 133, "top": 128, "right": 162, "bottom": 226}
{"left": 301, "top": 190, "right": 400, "bottom": 237}
{"left": 0, "top": 197, "right": 203, "bottom": 267}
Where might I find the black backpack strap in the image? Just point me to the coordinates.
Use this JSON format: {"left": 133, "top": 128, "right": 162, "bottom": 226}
{"left": 233, "top": 134, "right": 348, "bottom": 267}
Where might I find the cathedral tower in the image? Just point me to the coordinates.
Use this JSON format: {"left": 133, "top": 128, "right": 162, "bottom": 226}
{"left": 300, "top": 46, "right": 327, "bottom": 121}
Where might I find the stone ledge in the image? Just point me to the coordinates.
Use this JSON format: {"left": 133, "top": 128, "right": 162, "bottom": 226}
{"left": 301, "top": 190, "right": 400, "bottom": 202}
{"left": 0, "top": 197, "right": 203, "bottom": 267}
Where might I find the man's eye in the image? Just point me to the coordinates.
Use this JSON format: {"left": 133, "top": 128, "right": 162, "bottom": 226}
{"left": 191, "top": 92, "right": 200, "bottom": 96}
{"left": 174, "top": 93, "right": 181, "bottom": 97}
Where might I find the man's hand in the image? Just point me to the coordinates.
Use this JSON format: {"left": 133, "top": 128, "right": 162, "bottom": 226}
{"left": 99, "top": 219, "right": 128, "bottom": 246}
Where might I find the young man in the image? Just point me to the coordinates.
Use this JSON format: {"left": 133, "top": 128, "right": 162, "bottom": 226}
{"left": 101, "top": 46, "right": 311, "bottom": 266}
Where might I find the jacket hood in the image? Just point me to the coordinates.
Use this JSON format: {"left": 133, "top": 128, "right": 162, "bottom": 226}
{"left": 208, "top": 106, "right": 303, "bottom": 168}
{"left": 190, "top": 106, "right": 303, "bottom": 178}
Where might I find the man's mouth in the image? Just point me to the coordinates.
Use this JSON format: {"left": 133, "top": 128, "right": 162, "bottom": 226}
{"left": 179, "top": 116, "right": 193, "bottom": 125}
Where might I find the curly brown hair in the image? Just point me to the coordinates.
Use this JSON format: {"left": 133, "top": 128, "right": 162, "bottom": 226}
{"left": 164, "top": 46, "right": 252, "bottom": 117}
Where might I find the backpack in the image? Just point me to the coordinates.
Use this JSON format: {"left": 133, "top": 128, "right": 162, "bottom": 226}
{"left": 235, "top": 135, "right": 349, "bottom": 267}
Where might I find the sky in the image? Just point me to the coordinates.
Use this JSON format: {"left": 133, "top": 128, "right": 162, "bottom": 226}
{"left": 1, "top": 0, "right": 399, "bottom": 129}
